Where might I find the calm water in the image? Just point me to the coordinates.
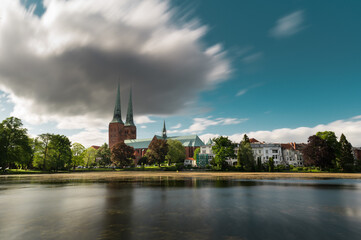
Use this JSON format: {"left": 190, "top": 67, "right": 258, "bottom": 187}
{"left": 1, "top": 178, "right": 361, "bottom": 240}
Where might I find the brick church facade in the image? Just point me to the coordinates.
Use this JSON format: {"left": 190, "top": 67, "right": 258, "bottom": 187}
{"left": 108, "top": 84, "right": 136, "bottom": 149}
{"left": 109, "top": 83, "right": 204, "bottom": 161}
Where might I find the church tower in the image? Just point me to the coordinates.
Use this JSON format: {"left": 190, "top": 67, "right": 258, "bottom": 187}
{"left": 124, "top": 87, "right": 136, "bottom": 140}
{"left": 109, "top": 83, "right": 136, "bottom": 149}
{"left": 162, "top": 120, "right": 167, "bottom": 139}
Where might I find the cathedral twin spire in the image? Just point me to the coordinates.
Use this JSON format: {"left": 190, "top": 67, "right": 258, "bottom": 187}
{"left": 111, "top": 82, "right": 134, "bottom": 126}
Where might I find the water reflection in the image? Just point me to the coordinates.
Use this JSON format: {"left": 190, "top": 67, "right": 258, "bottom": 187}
{"left": 0, "top": 179, "right": 361, "bottom": 239}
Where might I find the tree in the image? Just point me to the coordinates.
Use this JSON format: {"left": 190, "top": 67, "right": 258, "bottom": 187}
{"left": 212, "top": 136, "right": 235, "bottom": 169}
{"left": 0, "top": 117, "right": 31, "bottom": 171}
{"left": 83, "top": 147, "right": 97, "bottom": 168}
{"left": 166, "top": 139, "right": 186, "bottom": 165}
{"left": 193, "top": 148, "right": 200, "bottom": 161}
{"left": 145, "top": 138, "right": 168, "bottom": 166}
{"left": 268, "top": 157, "right": 275, "bottom": 172}
{"left": 111, "top": 142, "right": 135, "bottom": 167}
{"left": 47, "top": 134, "right": 72, "bottom": 171}
{"left": 71, "top": 143, "right": 86, "bottom": 170}
{"left": 37, "top": 133, "right": 53, "bottom": 170}
{"left": 96, "top": 143, "right": 111, "bottom": 166}
{"left": 256, "top": 157, "right": 262, "bottom": 172}
{"left": 316, "top": 131, "right": 340, "bottom": 167}
{"left": 339, "top": 134, "right": 354, "bottom": 172}
{"left": 14, "top": 137, "right": 33, "bottom": 170}
{"left": 302, "top": 135, "right": 334, "bottom": 170}
{"left": 237, "top": 134, "right": 255, "bottom": 171}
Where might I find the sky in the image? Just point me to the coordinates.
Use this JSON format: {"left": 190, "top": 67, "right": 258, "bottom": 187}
{"left": 1, "top": 0, "right": 361, "bottom": 147}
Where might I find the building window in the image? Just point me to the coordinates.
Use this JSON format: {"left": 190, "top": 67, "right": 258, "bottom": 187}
{"left": 272, "top": 150, "right": 278, "bottom": 153}
{"left": 266, "top": 150, "right": 268, "bottom": 154}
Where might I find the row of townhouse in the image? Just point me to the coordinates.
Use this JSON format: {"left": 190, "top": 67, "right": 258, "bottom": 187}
{"left": 196, "top": 139, "right": 306, "bottom": 168}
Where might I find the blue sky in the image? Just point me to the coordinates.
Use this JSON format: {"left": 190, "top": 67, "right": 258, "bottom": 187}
{"left": 1, "top": 0, "right": 361, "bottom": 146}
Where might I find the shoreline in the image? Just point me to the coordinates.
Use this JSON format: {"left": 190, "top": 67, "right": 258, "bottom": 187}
{"left": 1, "top": 171, "right": 361, "bottom": 182}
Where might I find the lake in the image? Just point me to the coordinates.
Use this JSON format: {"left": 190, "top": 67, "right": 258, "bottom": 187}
{"left": 1, "top": 178, "right": 361, "bottom": 240}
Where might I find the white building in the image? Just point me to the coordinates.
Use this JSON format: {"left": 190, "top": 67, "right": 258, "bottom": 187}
{"left": 281, "top": 143, "right": 305, "bottom": 167}
{"left": 197, "top": 139, "right": 305, "bottom": 167}
{"left": 249, "top": 143, "right": 283, "bottom": 165}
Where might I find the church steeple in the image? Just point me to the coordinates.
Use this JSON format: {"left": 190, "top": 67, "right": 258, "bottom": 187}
{"left": 162, "top": 120, "right": 167, "bottom": 138}
{"left": 125, "top": 87, "right": 135, "bottom": 126}
{"left": 111, "top": 82, "right": 123, "bottom": 124}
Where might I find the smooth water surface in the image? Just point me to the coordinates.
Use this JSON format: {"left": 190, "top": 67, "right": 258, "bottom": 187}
{"left": 1, "top": 178, "right": 361, "bottom": 240}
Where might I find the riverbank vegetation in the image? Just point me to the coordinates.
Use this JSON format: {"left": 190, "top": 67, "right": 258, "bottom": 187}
{"left": 1, "top": 116, "right": 361, "bottom": 175}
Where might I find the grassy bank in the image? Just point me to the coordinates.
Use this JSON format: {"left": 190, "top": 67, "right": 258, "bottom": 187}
{"left": 1, "top": 168, "right": 115, "bottom": 175}
{"left": 1, "top": 171, "right": 361, "bottom": 183}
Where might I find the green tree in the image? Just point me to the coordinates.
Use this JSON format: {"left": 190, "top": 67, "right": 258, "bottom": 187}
{"left": 339, "top": 134, "right": 354, "bottom": 172}
{"left": 111, "top": 142, "right": 135, "bottom": 167}
{"left": 71, "top": 142, "right": 86, "bottom": 170}
{"left": 166, "top": 139, "right": 186, "bottom": 165}
{"left": 193, "top": 148, "right": 200, "bottom": 161}
{"left": 145, "top": 138, "right": 168, "bottom": 166}
{"left": 83, "top": 147, "right": 97, "bottom": 168}
{"left": 302, "top": 135, "right": 334, "bottom": 170}
{"left": 47, "top": 135, "right": 72, "bottom": 171}
{"left": 14, "top": 138, "right": 33, "bottom": 170}
{"left": 237, "top": 134, "right": 255, "bottom": 171}
{"left": 0, "top": 117, "right": 31, "bottom": 171}
{"left": 212, "top": 136, "right": 235, "bottom": 170}
{"left": 37, "top": 133, "right": 53, "bottom": 170}
{"left": 256, "top": 157, "right": 262, "bottom": 172}
{"left": 268, "top": 157, "right": 275, "bottom": 172}
{"left": 96, "top": 143, "right": 111, "bottom": 166}
{"left": 316, "top": 131, "right": 340, "bottom": 167}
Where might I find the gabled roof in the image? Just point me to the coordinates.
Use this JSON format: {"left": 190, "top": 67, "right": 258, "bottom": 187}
{"left": 163, "top": 135, "right": 205, "bottom": 147}
{"left": 124, "top": 138, "right": 154, "bottom": 149}
{"left": 124, "top": 135, "right": 205, "bottom": 149}
{"left": 249, "top": 138, "right": 261, "bottom": 143}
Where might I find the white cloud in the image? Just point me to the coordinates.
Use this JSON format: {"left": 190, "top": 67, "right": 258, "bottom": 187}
{"left": 199, "top": 133, "right": 220, "bottom": 143}
{"left": 0, "top": 0, "right": 231, "bottom": 133}
{"left": 69, "top": 129, "right": 107, "bottom": 148}
{"left": 140, "top": 125, "right": 147, "bottom": 129}
{"left": 202, "top": 116, "right": 361, "bottom": 147}
{"left": 236, "top": 89, "right": 247, "bottom": 96}
{"left": 236, "top": 83, "right": 263, "bottom": 97}
{"left": 171, "top": 123, "right": 182, "bottom": 129}
{"left": 270, "top": 10, "right": 305, "bottom": 38}
{"left": 179, "top": 117, "right": 247, "bottom": 134}
{"left": 134, "top": 116, "right": 156, "bottom": 124}
{"left": 241, "top": 52, "right": 263, "bottom": 64}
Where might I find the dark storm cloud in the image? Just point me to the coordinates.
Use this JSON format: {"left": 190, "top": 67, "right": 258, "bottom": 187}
{"left": 0, "top": 0, "right": 230, "bottom": 122}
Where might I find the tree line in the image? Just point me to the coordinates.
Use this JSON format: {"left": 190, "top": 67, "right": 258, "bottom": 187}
{"left": 207, "top": 132, "right": 361, "bottom": 172}
{"left": 0, "top": 117, "right": 113, "bottom": 172}
{"left": 110, "top": 138, "right": 186, "bottom": 167}
{"left": 0, "top": 117, "right": 188, "bottom": 172}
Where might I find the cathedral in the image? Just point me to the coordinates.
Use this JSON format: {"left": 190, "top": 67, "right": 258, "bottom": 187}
{"left": 109, "top": 83, "right": 204, "bottom": 160}
{"left": 108, "top": 83, "right": 136, "bottom": 149}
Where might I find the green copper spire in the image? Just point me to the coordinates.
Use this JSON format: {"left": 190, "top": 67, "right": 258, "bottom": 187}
{"left": 162, "top": 120, "right": 167, "bottom": 138}
{"left": 111, "top": 82, "right": 123, "bottom": 124}
{"left": 125, "top": 87, "right": 135, "bottom": 126}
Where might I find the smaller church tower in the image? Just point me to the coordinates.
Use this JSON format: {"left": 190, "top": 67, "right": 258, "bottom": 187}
{"left": 124, "top": 87, "right": 136, "bottom": 140}
{"left": 162, "top": 120, "right": 167, "bottom": 139}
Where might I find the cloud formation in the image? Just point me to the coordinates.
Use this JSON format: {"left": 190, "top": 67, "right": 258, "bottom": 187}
{"left": 200, "top": 116, "right": 361, "bottom": 147}
{"left": 168, "top": 117, "right": 247, "bottom": 134}
{"left": 0, "top": 0, "right": 231, "bottom": 129}
{"left": 270, "top": 10, "right": 305, "bottom": 38}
